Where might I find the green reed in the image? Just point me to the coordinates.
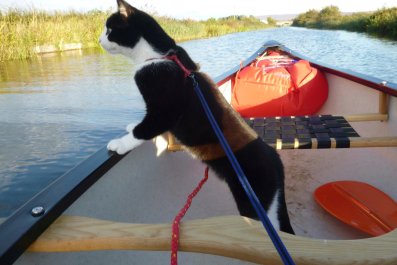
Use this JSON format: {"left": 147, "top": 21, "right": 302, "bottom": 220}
{"left": 0, "top": 9, "right": 107, "bottom": 61}
{"left": 0, "top": 9, "right": 269, "bottom": 62}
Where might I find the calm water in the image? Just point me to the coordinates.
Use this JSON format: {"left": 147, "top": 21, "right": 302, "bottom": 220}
{"left": 0, "top": 27, "right": 397, "bottom": 221}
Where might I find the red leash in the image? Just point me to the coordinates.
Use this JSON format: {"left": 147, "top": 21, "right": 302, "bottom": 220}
{"left": 171, "top": 167, "right": 209, "bottom": 265}
{"left": 166, "top": 54, "right": 206, "bottom": 264}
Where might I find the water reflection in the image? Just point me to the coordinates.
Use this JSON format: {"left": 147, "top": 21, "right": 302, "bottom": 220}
{"left": 0, "top": 48, "right": 145, "bottom": 219}
{"left": 1, "top": 49, "right": 94, "bottom": 86}
{"left": 0, "top": 27, "right": 396, "bottom": 222}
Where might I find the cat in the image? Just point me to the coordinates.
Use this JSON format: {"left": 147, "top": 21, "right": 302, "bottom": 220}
{"left": 99, "top": 0, "right": 294, "bottom": 234}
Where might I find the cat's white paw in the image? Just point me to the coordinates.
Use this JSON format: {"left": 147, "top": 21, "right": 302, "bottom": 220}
{"left": 107, "top": 133, "right": 139, "bottom": 155}
{"left": 126, "top": 123, "right": 135, "bottom": 133}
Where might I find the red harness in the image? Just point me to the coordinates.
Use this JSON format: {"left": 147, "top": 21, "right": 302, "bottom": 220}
{"left": 145, "top": 54, "right": 193, "bottom": 78}
{"left": 165, "top": 54, "right": 193, "bottom": 78}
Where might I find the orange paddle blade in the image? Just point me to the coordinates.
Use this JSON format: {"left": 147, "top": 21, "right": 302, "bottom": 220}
{"left": 314, "top": 181, "right": 397, "bottom": 236}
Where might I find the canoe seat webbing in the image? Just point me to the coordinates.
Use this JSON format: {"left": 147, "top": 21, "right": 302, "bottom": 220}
{"left": 246, "top": 115, "right": 359, "bottom": 149}
{"left": 166, "top": 114, "right": 397, "bottom": 151}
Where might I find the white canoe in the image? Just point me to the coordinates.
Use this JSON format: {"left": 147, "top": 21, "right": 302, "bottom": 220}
{"left": 2, "top": 40, "right": 396, "bottom": 265}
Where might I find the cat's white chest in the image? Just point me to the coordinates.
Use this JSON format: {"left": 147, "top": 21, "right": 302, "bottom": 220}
{"left": 99, "top": 26, "right": 168, "bottom": 154}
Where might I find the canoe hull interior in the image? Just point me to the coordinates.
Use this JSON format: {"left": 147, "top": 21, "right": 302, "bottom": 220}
{"left": 5, "top": 41, "right": 397, "bottom": 265}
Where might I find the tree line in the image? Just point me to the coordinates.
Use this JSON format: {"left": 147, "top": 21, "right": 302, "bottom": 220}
{"left": 292, "top": 6, "right": 397, "bottom": 40}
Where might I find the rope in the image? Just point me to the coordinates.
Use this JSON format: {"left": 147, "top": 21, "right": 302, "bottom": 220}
{"left": 171, "top": 167, "right": 209, "bottom": 265}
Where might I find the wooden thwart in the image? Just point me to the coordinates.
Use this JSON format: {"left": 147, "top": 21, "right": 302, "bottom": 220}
{"left": 168, "top": 136, "right": 397, "bottom": 151}
{"left": 344, "top": 113, "right": 388, "bottom": 122}
{"left": 29, "top": 215, "right": 397, "bottom": 265}
{"left": 276, "top": 136, "right": 397, "bottom": 150}
{"left": 349, "top": 136, "right": 397, "bottom": 148}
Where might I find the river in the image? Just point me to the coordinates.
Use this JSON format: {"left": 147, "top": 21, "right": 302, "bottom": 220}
{"left": 0, "top": 27, "right": 396, "bottom": 221}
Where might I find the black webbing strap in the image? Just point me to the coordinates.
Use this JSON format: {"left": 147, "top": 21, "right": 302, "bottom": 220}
{"left": 245, "top": 115, "right": 360, "bottom": 149}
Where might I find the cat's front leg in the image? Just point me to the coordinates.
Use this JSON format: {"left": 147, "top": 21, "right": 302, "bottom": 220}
{"left": 133, "top": 122, "right": 157, "bottom": 140}
{"left": 133, "top": 114, "right": 171, "bottom": 140}
{"left": 107, "top": 132, "right": 142, "bottom": 155}
{"left": 126, "top": 123, "right": 135, "bottom": 133}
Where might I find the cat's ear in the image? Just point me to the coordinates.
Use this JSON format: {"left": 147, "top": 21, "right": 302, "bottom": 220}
{"left": 117, "top": 0, "right": 134, "bottom": 17}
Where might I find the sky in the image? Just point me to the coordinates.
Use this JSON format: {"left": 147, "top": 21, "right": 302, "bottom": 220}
{"left": 1, "top": 0, "right": 397, "bottom": 20}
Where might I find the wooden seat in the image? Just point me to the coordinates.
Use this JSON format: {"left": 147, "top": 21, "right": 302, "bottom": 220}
{"left": 247, "top": 115, "right": 359, "bottom": 149}
{"left": 167, "top": 113, "right": 397, "bottom": 151}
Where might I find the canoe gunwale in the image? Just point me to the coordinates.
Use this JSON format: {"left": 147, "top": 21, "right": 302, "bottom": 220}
{"left": 215, "top": 40, "right": 397, "bottom": 98}
{"left": 0, "top": 145, "right": 129, "bottom": 265}
{"left": 266, "top": 40, "right": 397, "bottom": 97}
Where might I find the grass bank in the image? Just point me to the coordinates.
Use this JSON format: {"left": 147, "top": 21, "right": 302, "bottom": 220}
{"left": 0, "top": 9, "right": 270, "bottom": 62}
{"left": 292, "top": 6, "right": 397, "bottom": 40}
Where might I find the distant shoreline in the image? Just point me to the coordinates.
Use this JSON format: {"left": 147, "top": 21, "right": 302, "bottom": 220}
{"left": 292, "top": 6, "right": 397, "bottom": 41}
{"left": 0, "top": 10, "right": 272, "bottom": 62}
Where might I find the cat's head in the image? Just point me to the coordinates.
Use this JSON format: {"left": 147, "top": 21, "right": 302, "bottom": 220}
{"left": 99, "top": 0, "right": 176, "bottom": 63}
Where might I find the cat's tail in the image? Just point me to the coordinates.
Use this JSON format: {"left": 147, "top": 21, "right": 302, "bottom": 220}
{"left": 278, "top": 191, "right": 295, "bottom": 234}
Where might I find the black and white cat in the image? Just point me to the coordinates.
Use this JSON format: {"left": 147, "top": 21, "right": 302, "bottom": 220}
{"left": 100, "top": 0, "right": 294, "bottom": 234}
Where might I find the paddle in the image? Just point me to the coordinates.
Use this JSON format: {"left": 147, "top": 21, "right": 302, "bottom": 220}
{"left": 314, "top": 180, "right": 397, "bottom": 236}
